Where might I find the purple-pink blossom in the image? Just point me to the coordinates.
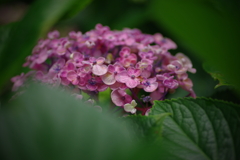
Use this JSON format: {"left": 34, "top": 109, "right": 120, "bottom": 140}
{"left": 12, "top": 24, "right": 197, "bottom": 115}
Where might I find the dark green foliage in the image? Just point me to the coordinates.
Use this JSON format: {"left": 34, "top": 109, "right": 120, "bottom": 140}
{"left": 150, "top": 98, "right": 240, "bottom": 160}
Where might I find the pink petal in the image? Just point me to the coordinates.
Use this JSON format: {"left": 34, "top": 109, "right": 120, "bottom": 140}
{"left": 72, "top": 79, "right": 79, "bottom": 85}
{"left": 48, "top": 30, "right": 59, "bottom": 39}
{"left": 96, "top": 57, "right": 105, "bottom": 64}
{"left": 86, "top": 84, "right": 98, "bottom": 91}
{"left": 61, "top": 77, "right": 70, "bottom": 86}
{"left": 180, "top": 78, "right": 193, "bottom": 91}
{"left": 92, "top": 64, "right": 108, "bottom": 76}
{"left": 67, "top": 62, "right": 75, "bottom": 70}
{"left": 111, "top": 90, "right": 124, "bottom": 106}
{"left": 115, "top": 71, "right": 130, "bottom": 83}
{"left": 35, "top": 71, "right": 44, "bottom": 80}
{"left": 108, "top": 65, "right": 116, "bottom": 73}
{"left": 144, "top": 82, "right": 158, "bottom": 92}
{"left": 150, "top": 91, "right": 164, "bottom": 103}
{"left": 177, "top": 73, "right": 188, "bottom": 81}
{"left": 128, "top": 68, "right": 141, "bottom": 77}
{"left": 101, "top": 72, "right": 116, "bottom": 85}
{"left": 141, "top": 70, "right": 151, "bottom": 78}
{"left": 89, "top": 57, "right": 96, "bottom": 63}
{"left": 175, "top": 68, "right": 187, "bottom": 74}
{"left": 124, "top": 94, "right": 132, "bottom": 104}
{"left": 98, "top": 84, "right": 108, "bottom": 92}
{"left": 67, "top": 71, "right": 77, "bottom": 81}
{"left": 113, "top": 62, "right": 125, "bottom": 73}
{"left": 119, "top": 47, "right": 131, "bottom": 57}
{"left": 60, "top": 70, "right": 67, "bottom": 77}
{"left": 56, "top": 46, "right": 66, "bottom": 56}
{"left": 188, "top": 68, "right": 196, "bottom": 73}
{"left": 122, "top": 59, "right": 132, "bottom": 68}
{"left": 36, "top": 50, "right": 48, "bottom": 64}
{"left": 156, "top": 74, "right": 166, "bottom": 81}
{"left": 79, "top": 77, "right": 87, "bottom": 86}
{"left": 163, "top": 78, "right": 179, "bottom": 89}
{"left": 110, "top": 82, "right": 122, "bottom": 90}
{"left": 125, "top": 38, "right": 135, "bottom": 46}
{"left": 126, "top": 79, "right": 139, "bottom": 88}
{"left": 82, "top": 63, "right": 92, "bottom": 73}
{"left": 148, "top": 77, "right": 156, "bottom": 83}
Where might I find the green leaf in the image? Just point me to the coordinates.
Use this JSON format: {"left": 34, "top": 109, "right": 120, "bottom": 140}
{"left": 123, "top": 114, "right": 170, "bottom": 142}
{"left": 149, "top": 98, "right": 240, "bottom": 160}
{"left": 149, "top": 0, "right": 240, "bottom": 93}
{"left": 0, "top": 83, "right": 136, "bottom": 160}
{"left": 203, "top": 63, "right": 232, "bottom": 88}
{"left": 0, "top": 0, "right": 91, "bottom": 93}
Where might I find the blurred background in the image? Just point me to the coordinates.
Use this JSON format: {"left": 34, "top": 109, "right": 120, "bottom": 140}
{"left": 0, "top": 0, "right": 239, "bottom": 104}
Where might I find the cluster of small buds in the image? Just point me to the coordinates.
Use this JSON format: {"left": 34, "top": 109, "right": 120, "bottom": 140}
{"left": 11, "top": 24, "right": 196, "bottom": 115}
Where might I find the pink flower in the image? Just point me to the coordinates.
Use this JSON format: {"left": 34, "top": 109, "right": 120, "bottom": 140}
{"left": 84, "top": 75, "right": 107, "bottom": 92}
{"left": 69, "top": 31, "right": 82, "bottom": 39}
{"left": 48, "top": 58, "right": 65, "bottom": 78}
{"left": 101, "top": 63, "right": 125, "bottom": 85}
{"left": 139, "top": 51, "right": 157, "bottom": 63}
{"left": 167, "top": 60, "right": 186, "bottom": 74}
{"left": 67, "top": 70, "right": 79, "bottom": 85}
{"left": 141, "top": 77, "right": 158, "bottom": 92}
{"left": 111, "top": 89, "right": 132, "bottom": 106}
{"left": 48, "top": 30, "right": 60, "bottom": 39}
{"left": 136, "top": 60, "right": 152, "bottom": 78}
{"left": 119, "top": 47, "right": 137, "bottom": 67}
{"left": 175, "top": 53, "right": 196, "bottom": 73}
{"left": 91, "top": 57, "right": 108, "bottom": 76}
{"left": 115, "top": 67, "right": 141, "bottom": 88}
{"left": 154, "top": 33, "right": 177, "bottom": 50}
{"left": 11, "top": 72, "right": 32, "bottom": 91}
{"left": 156, "top": 74, "right": 179, "bottom": 89}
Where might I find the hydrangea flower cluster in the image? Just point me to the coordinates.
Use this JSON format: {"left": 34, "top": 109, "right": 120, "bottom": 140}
{"left": 12, "top": 24, "right": 196, "bottom": 115}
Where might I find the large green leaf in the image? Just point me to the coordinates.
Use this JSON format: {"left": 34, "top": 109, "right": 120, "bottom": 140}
{"left": 0, "top": 0, "right": 91, "bottom": 93}
{"left": 149, "top": 98, "right": 240, "bottom": 160}
{"left": 0, "top": 83, "right": 136, "bottom": 160}
{"left": 149, "top": 0, "right": 240, "bottom": 93}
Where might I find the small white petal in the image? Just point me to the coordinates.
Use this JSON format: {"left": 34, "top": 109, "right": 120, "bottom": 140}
{"left": 130, "top": 108, "right": 137, "bottom": 114}
{"left": 131, "top": 100, "right": 137, "bottom": 107}
{"left": 124, "top": 104, "right": 133, "bottom": 112}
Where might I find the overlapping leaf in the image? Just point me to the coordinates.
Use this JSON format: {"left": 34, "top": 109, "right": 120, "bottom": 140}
{"left": 149, "top": 98, "right": 240, "bottom": 160}
{"left": 0, "top": 83, "right": 136, "bottom": 160}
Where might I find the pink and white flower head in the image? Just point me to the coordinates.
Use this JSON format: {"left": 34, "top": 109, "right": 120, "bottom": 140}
{"left": 12, "top": 23, "right": 197, "bottom": 115}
